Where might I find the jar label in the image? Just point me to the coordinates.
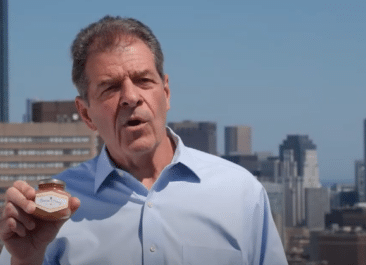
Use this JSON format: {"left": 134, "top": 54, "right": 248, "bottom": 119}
{"left": 35, "top": 191, "right": 69, "bottom": 213}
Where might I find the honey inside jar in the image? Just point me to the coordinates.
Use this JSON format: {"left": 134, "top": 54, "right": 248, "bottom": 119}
{"left": 33, "top": 179, "right": 71, "bottom": 221}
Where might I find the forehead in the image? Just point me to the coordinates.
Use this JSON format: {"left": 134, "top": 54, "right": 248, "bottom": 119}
{"left": 87, "top": 37, "right": 155, "bottom": 67}
{"left": 88, "top": 34, "right": 153, "bottom": 59}
{"left": 84, "top": 38, "right": 158, "bottom": 86}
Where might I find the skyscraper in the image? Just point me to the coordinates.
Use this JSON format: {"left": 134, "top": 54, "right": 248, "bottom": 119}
{"left": 364, "top": 119, "right": 366, "bottom": 184}
{"left": 0, "top": 0, "right": 8, "bottom": 122}
{"left": 224, "top": 126, "right": 251, "bottom": 155}
{"left": 279, "top": 135, "right": 320, "bottom": 188}
{"left": 364, "top": 119, "right": 366, "bottom": 167}
{"left": 168, "top": 121, "right": 217, "bottom": 155}
{"left": 355, "top": 160, "right": 365, "bottom": 202}
{"left": 359, "top": 118, "right": 366, "bottom": 202}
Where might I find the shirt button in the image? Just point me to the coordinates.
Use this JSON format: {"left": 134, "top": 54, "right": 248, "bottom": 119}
{"left": 147, "top": 202, "right": 153, "bottom": 208}
{"left": 150, "top": 245, "right": 156, "bottom": 252}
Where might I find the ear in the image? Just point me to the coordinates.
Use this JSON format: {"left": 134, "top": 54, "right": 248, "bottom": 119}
{"left": 163, "top": 74, "right": 170, "bottom": 111}
{"left": 75, "top": 96, "right": 97, "bottom": 131}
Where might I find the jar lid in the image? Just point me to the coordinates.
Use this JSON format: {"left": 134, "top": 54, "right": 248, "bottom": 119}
{"left": 38, "top": 178, "right": 66, "bottom": 187}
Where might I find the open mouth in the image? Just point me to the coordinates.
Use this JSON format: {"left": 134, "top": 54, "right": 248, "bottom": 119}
{"left": 127, "top": 119, "right": 143, "bottom": 127}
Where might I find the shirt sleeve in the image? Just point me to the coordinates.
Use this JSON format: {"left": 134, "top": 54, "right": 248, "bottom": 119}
{"left": 258, "top": 187, "right": 288, "bottom": 265}
{"left": 0, "top": 246, "right": 11, "bottom": 265}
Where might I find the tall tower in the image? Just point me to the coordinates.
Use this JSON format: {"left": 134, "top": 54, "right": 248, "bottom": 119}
{"left": 225, "top": 126, "right": 251, "bottom": 155}
{"left": 279, "top": 135, "right": 320, "bottom": 188}
{"left": 0, "top": 0, "right": 8, "bottom": 122}
{"left": 364, "top": 119, "right": 366, "bottom": 180}
{"left": 359, "top": 119, "right": 366, "bottom": 202}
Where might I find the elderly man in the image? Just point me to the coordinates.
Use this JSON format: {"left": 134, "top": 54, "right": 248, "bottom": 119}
{"left": 0, "top": 16, "right": 287, "bottom": 264}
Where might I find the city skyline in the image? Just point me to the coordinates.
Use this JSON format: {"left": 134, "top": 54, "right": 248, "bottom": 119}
{"left": 5, "top": 0, "right": 366, "bottom": 182}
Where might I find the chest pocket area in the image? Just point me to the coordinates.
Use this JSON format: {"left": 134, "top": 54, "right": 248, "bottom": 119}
{"left": 183, "top": 245, "right": 244, "bottom": 265}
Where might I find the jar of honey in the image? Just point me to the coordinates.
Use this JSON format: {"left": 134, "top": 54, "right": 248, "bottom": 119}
{"left": 33, "top": 179, "right": 71, "bottom": 221}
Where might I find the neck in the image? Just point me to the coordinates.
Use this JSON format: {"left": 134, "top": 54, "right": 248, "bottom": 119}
{"left": 108, "top": 133, "right": 175, "bottom": 190}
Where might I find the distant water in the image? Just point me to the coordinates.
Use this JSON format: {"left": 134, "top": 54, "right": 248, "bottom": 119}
{"left": 321, "top": 179, "right": 354, "bottom": 188}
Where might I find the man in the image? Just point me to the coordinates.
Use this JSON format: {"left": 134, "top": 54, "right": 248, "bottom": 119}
{"left": 0, "top": 16, "right": 287, "bottom": 264}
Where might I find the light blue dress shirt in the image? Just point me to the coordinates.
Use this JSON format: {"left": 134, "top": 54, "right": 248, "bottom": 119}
{"left": 0, "top": 129, "right": 287, "bottom": 264}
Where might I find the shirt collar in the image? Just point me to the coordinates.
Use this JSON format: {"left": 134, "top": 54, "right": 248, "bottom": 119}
{"left": 94, "top": 127, "right": 202, "bottom": 194}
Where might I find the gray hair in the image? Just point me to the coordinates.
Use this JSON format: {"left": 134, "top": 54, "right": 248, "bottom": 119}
{"left": 71, "top": 15, "right": 165, "bottom": 101}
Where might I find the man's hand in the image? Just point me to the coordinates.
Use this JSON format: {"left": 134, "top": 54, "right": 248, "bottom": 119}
{"left": 0, "top": 180, "right": 80, "bottom": 265}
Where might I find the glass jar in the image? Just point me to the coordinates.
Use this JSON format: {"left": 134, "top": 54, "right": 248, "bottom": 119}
{"left": 33, "top": 179, "right": 71, "bottom": 221}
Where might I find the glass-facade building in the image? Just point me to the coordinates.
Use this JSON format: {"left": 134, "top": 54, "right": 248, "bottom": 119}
{"left": 0, "top": 0, "right": 8, "bottom": 122}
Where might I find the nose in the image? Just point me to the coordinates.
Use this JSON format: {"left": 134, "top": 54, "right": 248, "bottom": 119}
{"left": 119, "top": 79, "right": 142, "bottom": 108}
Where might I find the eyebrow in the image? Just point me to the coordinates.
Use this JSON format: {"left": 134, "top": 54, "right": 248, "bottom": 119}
{"left": 95, "top": 69, "right": 156, "bottom": 90}
{"left": 129, "top": 69, "right": 155, "bottom": 79}
{"left": 96, "top": 78, "right": 122, "bottom": 90}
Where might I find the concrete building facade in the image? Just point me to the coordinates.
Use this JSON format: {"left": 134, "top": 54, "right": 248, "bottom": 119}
{"left": 305, "top": 188, "right": 330, "bottom": 230}
{"left": 31, "top": 100, "right": 80, "bottom": 123}
{"left": 0, "top": 122, "right": 100, "bottom": 190}
{"left": 310, "top": 229, "right": 366, "bottom": 265}
{"left": 281, "top": 149, "right": 305, "bottom": 227}
{"left": 168, "top": 121, "right": 217, "bottom": 155}
{"left": 224, "top": 126, "right": 251, "bottom": 155}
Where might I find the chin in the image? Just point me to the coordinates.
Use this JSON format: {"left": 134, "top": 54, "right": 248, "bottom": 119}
{"left": 126, "top": 138, "right": 157, "bottom": 155}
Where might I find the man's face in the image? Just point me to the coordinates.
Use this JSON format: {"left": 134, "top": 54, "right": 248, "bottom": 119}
{"left": 76, "top": 38, "right": 170, "bottom": 162}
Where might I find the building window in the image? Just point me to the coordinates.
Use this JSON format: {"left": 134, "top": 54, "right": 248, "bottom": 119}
{"left": 0, "top": 149, "right": 14, "bottom": 156}
{"left": 18, "top": 149, "right": 64, "bottom": 156}
{"left": 0, "top": 162, "right": 64, "bottom": 169}
{"left": 0, "top": 136, "right": 90, "bottom": 144}
{"left": 70, "top": 162, "right": 81, "bottom": 168}
{"left": 49, "top": 136, "right": 90, "bottom": 143}
{"left": 0, "top": 175, "right": 51, "bottom": 181}
{"left": 71, "top": 149, "right": 90, "bottom": 155}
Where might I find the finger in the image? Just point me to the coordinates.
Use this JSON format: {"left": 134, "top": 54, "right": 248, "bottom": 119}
{"left": 0, "top": 218, "right": 14, "bottom": 241}
{"left": 3, "top": 202, "right": 36, "bottom": 231}
{"left": 5, "top": 187, "right": 36, "bottom": 215}
{"left": 13, "top": 180, "right": 36, "bottom": 200}
{"left": 8, "top": 218, "right": 27, "bottom": 237}
{"left": 69, "top": 197, "right": 81, "bottom": 214}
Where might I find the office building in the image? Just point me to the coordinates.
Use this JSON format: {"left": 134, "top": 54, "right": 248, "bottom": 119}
{"left": 224, "top": 126, "right": 251, "bottom": 155}
{"left": 0, "top": 0, "right": 8, "bottom": 122}
{"left": 168, "top": 121, "right": 217, "bottom": 155}
{"left": 31, "top": 100, "right": 80, "bottom": 123}
{"left": 0, "top": 122, "right": 100, "bottom": 186}
{"left": 261, "top": 181, "right": 284, "bottom": 243}
{"left": 22, "top": 98, "right": 38, "bottom": 122}
{"left": 257, "top": 155, "right": 280, "bottom": 183}
{"left": 309, "top": 228, "right": 366, "bottom": 265}
{"left": 355, "top": 160, "right": 365, "bottom": 202}
{"left": 330, "top": 183, "right": 358, "bottom": 209}
{"left": 279, "top": 135, "right": 320, "bottom": 188}
{"left": 364, "top": 119, "right": 366, "bottom": 178}
{"left": 221, "top": 154, "right": 259, "bottom": 176}
{"left": 325, "top": 207, "right": 366, "bottom": 229}
{"left": 281, "top": 149, "right": 305, "bottom": 227}
{"left": 305, "top": 187, "right": 330, "bottom": 230}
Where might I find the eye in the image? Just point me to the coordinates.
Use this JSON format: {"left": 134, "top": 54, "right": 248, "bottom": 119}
{"left": 136, "top": 78, "right": 151, "bottom": 83}
{"left": 107, "top": 84, "right": 120, "bottom": 90}
{"left": 102, "top": 84, "right": 120, "bottom": 94}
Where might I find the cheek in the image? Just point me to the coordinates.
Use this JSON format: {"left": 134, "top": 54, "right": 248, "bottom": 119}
{"left": 91, "top": 103, "right": 117, "bottom": 126}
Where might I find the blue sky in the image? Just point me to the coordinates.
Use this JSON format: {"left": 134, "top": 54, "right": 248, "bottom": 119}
{"left": 8, "top": 0, "right": 366, "bottom": 182}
